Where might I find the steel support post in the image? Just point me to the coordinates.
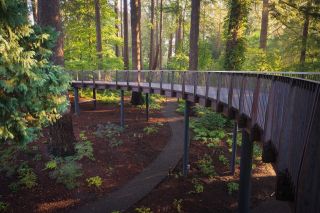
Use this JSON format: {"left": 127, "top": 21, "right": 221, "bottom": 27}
{"left": 93, "top": 88, "right": 97, "bottom": 109}
{"left": 120, "top": 90, "right": 124, "bottom": 128}
{"left": 74, "top": 87, "right": 80, "bottom": 116}
{"left": 146, "top": 93, "right": 149, "bottom": 121}
{"left": 231, "top": 121, "right": 238, "bottom": 175}
{"left": 238, "top": 129, "right": 254, "bottom": 213}
{"left": 183, "top": 101, "right": 191, "bottom": 176}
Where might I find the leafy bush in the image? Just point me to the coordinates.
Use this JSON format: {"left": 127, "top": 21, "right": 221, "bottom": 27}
{"left": 49, "top": 157, "right": 83, "bottom": 189}
{"left": 75, "top": 132, "right": 95, "bottom": 161}
{"left": 143, "top": 123, "right": 163, "bottom": 135}
{"left": 253, "top": 144, "right": 262, "bottom": 160}
{"left": 80, "top": 89, "right": 120, "bottom": 104}
{"left": 172, "top": 199, "right": 183, "bottom": 213}
{"left": 135, "top": 207, "right": 153, "bottom": 213}
{"left": 0, "top": 201, "right": 9, "bottom": 212}
{"left": 189, "top": 178, "right": 204, "bottom": 194}
{"left": 0, "top": 3, "right": 70, "bottom": 144}
{"left": 190, "top": 106, "right": 227, "bottom": 143}
{"left": 86, "top": 176, "right": 103, "bottom": 188}
{"left": 95, "top": 123, "right": 124, "bottom": 148}
{"left": 218, "top": 155, "right": 229, "bottom": 166}
{"left": 197, "top": 155, "right": 216, "bottom": 177}
{"left": 45, "top": 160, "right": 57, "bottom": 170}
{"left": 227, "top": 182, "right": 239, "bottom": 195}
{"left": 17, "top": 164, "right": 37, "bottom": 189}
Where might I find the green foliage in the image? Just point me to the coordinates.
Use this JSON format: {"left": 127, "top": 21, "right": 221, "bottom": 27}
{"left": 227, "top": 182, "right": 239, "bottom": 195}
{"left": 49, "top": 157, "right": 83, "bottom": 189}
{"left": 253, "top": 144, "right": 262, "bottom": 160}
{"left": 17, "top": 164, "right": 37, "bottom": 189}
{"left": 45, "top": 160, "right": 57, "bottom": 170}
{"left": 197, "top": 154, "right": 216, "bottom": 177}
{"left": 172, "top": 199, "right": 183, "bottom": 213}
{"left": 167, "top": 53, "right": 189, "bottom": 70}
{"left": 86, "top": 176, "right": 103, "bottom": 188}
{"left": 0, "top": 201, "right": 9, "bottom": 212}
{"left": 80, "top": 89, "right": 120, "bottom": 104}
{"left": 0, "top": 147, "right": 18, "bottom": 177}
{"left": 0, "top": 1, "right": 70, "bottom": 144}
{"left": 135, "top": 207, "right": 153, "bottom": 213}
{"left": 75, "top": 132, "right": 95, "bottom": 161}
{"left": 138, "top": 94, "right": 166, "bottom": 111}
{"left": 190, "top": 106, "right": 227, "bottom": 143}
{"left": 189, "top": 178, "right": 204, "bottom": 194}
{"left": 94, "top": 122, "right": 124, "bottom": 148}
{"left": 61, "top": 0, "right": 123, "bottom": 70}
{"left": 143, "top": 123, "right": 163, "bottom": 135}
{"left": 218, "top": 154, "right": 229, "bottom": 166}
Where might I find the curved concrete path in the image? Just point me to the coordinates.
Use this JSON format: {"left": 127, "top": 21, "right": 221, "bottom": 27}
{"left": 70, "top": 99, "right": 184, "bottom": 213}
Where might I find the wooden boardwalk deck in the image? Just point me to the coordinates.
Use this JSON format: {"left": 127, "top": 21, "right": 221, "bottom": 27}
{"left": 71, "top": 70, "right": 320, "bottom": 213}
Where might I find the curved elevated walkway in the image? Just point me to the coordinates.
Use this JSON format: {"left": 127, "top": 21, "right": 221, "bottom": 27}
{"left": 70, "top": 100, "right": 184, "bottom": 213}
{"left": 70, "top": 70, "right": 320, "bottom": 213}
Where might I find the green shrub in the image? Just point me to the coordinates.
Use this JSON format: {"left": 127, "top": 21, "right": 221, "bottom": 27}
{"left": 253, "top": 144, "right": 262, "bottom": 160}
{"left": 95, "top": 123, "right": 124, "bottom": 148}
{"left": 75, "top": 133, "right": 95, "bottom": 161}
{"left": 80, "top": 89, "right": 119, "bottom": 104}
{"left": 49, "top": 157, "right": 83, "bottom": 189}
{"left": 86, "top": 176, "right": 103, "bottom": 188}
{"left": 189, "top": 178, "right": 204, "bottom": 194}
{"left": 45, "top": 160, "right": 57, "bottom": 170}
{"left": 0, "top": 201, "right": 9, "bottom": 212}
{"left": 218, "top": 155, "right": 229, "bottom": 166}
{"left": 143, "top": 123, "right": 163, "bottom": 135}
{"left": 17, "top": 164, "right": 37, "bottom": 189}
{"left": 197, "top": 155, "right": 216, "bottom": 177}
{"left": 227, "top": 182, "right": 239, "bottom": 195}
{"left": 172, "top": 199, "right": 183, "bottom": 213}
{"left": 135, "top": 207, "right": 153, "bottom": 213}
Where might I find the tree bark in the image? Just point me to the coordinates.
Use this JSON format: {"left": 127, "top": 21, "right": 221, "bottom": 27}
{"left": 259, "top": 0, "right": 269, "bottom": 50}
{"left": 168, "top": 33, "right": 173, "bottom": 62}
{"left": 31, "top": 0, "right": 38, "bottom": 23}
{"left": 130, "top": 0, "right": 144, "bottom": 105}
{"left": 115, "top": 0, "right": 120, "bottom": 57}
{"left": 38, "top": 0, "right": 76, "bottom": 156}
{"left": 123, "top": 0, "right": 129, "bottom": 70}
{"left": 149, "top": 0, "right": 155, "bottom": 70}
{"left": 189, "top": 0, "right": 201, "bottom": 71}
{"left": 94, "top": 0, "right": 103, "bottom": 69}
{"left": 159, "top": 0, "right": 163, "bottom": 69}
{"left": 175, "top": 0, "right": 182, "bottom": 53}
{"left": 300, "top": 13, "right": 309, "bottom": 67}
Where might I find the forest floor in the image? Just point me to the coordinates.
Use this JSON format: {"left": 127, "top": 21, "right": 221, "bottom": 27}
{"left": 128, "top": 128, "right": 277, "bottom": 213}
{"left": 0, "top": 99, "right": 171, "bottom": 213}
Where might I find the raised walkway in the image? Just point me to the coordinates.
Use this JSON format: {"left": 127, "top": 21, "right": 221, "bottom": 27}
{"left": 70, "top": 100, "right": 184, "bottom": 213}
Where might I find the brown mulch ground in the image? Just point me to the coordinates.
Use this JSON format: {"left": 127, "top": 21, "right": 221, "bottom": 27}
{"left": 0, "top": 100, "right": 171, "bottom": 213}
{"left": 128, "top": 131, "right": 277, "bottom": 213}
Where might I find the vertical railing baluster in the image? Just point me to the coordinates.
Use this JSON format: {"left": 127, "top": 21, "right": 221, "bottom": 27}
{"left": 160, "top": 70, "right": 163, "bottom": 91}
{"left": 205, "top": 72, "right": 210, "bottom": 101}
{"left": 194, "top": 72, "right": 198, "bottom": 96}
{"left": 115, "top": 70, "right": 118, "bottom": 86}
{"left": 126, "top": 70, "right": 129, "bottom": 87}
{"left": 182, "top": 71, "right": 186, "bottom": 96}
{"left": 217, "top": 73, "right": 221, "bottom": 103}
{"left": 171, "top": 71, "right": 175, "bottom": 92}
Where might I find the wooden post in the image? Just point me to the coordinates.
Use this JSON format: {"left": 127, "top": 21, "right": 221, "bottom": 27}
{"left": 146, "top": 93, "right": 149, "bottom": 121}
{"left": 120, "top": 90, "right": 124, "bottom": 128}
{"left": 74, "top": 87, "right": 80, "bottom": 116}
{"left": 231, "top": 121, "right": 238, "bottom": 175}
{"left": 183, "top": 101, "right": 191, "bottom": 176}
{"left": 238, "top": 129, "right": 254, "bottom": 213}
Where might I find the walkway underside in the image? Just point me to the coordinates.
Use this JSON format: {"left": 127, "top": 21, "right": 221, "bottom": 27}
{"left": 71, "top": 70, "right": 320, "bottom": 213}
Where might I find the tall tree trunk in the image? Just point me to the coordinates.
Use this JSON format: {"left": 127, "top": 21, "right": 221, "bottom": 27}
{"left": 149, "top": 0, "right": 155, "bottom": 70}
{"left": 31, "top": 0, "right": 38, "bottom": 23}
{"left": 38, "top": 0, "right": 75, "bottom": 156}
{"left": 168, "top": 33, "right": 173, "bottom": 62}
{"left": 189, "top": 0, "right": 201, "bottom": 71}
{"left": 259, "top": 0, "right": 269, "bottom": 50}
{"left": 115, "top": 0, "right": 120, "bottom": 57}
{"left": 130, "top": 0, "right": 144, "bottom": 105}
{"left": 159, "top": 0, "right": 163, "bottom": 69}
{"left": 224, "top": 0, "right": 249, "bottom": 71}
{"left": 94, "top": 0, "right": 103, "bottom": 69}
{"left": 123, "top": 0, "right": 129, "bottom": 70}
{"left": 300, "top": 13, "right": 309, "bottom": 67}
{"left": 175, "top": 0, "right": 182, "bottom": 53}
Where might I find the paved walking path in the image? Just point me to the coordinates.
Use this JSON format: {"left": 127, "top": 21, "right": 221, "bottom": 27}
{"left": 70, "top": 99, "right": 184, "bottom": 213}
